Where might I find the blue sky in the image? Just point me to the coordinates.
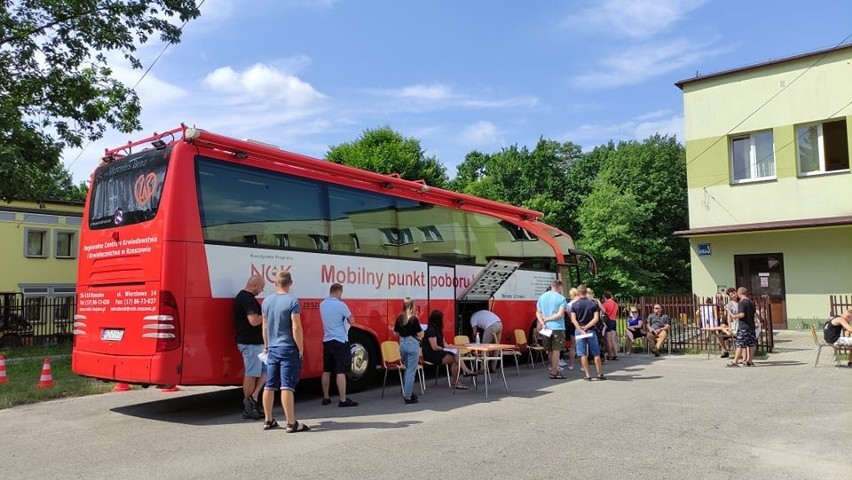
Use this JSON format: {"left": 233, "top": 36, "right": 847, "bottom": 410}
{"left": 63, "top": 0, "right": 852, "bottom": 183}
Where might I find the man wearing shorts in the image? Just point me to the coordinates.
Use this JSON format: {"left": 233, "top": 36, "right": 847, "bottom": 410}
{"left": 536, "top": 279, "right": 568, "bottom": 379}
{"left": 570, "top": 284, "right": 605, "bottom": 381}
{"left": 234, "top": 274, "right": 265, "bottom": 420}
{"left": 320, "top": 283, "right": 358, "bottom": 407}
{"left": 261, "top": 270, "right": 309, "bottom": 432}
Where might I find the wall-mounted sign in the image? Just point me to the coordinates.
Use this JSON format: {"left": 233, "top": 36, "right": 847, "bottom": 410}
{"left": 698, "top": 243, "right": 711, "bottom": 256}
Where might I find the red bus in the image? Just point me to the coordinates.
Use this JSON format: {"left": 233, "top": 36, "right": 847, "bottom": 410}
{"left": 72, "top": 125, "right": 595, "bottom": 391}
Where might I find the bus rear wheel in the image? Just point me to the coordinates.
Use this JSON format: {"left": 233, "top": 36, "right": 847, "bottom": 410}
{"left": 347, "top": 330, "right": 377, "bottom": 392}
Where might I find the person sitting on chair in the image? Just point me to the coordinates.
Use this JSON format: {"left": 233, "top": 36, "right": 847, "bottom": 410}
{"left": 423, "top": 310, "right": 472, "bottom": 389}
{"left": 824, "top": 309, "right": 852, "bottom": 367}
{"left": 646, "top": 304, "right": 670, "bottom": 357}
{"left": 697, "top": 297, "right": 730, "bottom": 358}
{"left": 624, "top": 307, "right": 645, "bottom": 355}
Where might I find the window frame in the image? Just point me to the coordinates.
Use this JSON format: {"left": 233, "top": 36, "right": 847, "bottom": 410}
{"left": 54, "top": 230, "right": 78, "bottom": 259}
{"left": 795, "top": 119, "right": 850, "bottom": 177}
{"left": 729, "top": 130, "right": 776, "bottom": 184}
{"left": 24, "top": 228, "right": 49, "bottom": 258}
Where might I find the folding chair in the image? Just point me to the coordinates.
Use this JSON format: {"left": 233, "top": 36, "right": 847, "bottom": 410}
{"left": 513, "top": 329, "right": 546, "bottom": 368}
{"left": 380, "top": 340, "right": 424, "bottom": 396}
{"left": 810, "top": 324, "right": 840, "bottom": 367}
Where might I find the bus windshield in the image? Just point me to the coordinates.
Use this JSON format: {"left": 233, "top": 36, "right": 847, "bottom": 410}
{"left": 88, "top": 148, "right": 170, "bottom": 230}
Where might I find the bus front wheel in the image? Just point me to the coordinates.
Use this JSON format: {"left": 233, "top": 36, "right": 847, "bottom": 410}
{"left": 347, "top": 330, "right": 378, "bottom": 392}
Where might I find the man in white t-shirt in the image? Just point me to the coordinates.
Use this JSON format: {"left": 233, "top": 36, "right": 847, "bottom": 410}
{"left": 471, "top": 302, "right": 503, "bottom": 371}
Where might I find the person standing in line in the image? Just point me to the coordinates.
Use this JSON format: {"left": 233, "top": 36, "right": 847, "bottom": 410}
{"left": 261, "top": 270, "right": 310, "bottom": 432}
{"left": 601, "top": 291, "right": 620, "bottom": 361}
{"left": 320, "top": 283, "right": 358, "bottom": 408}
{"left": 569, "top": 284, "right": 605, "bottom": 381}
{"left": 561, "top": 287, "right": 579, "bottom": 370}
{"left": 729, "top": 287, "right": 757, "bottom": 368}
{"left": 233, "top": 274, "right": 265, "bottom": 420}
{"left": 536, "top": 279, "right": 568, "bottom": 380}
{"left": 724, "top": 287, "right": 741, "bottom": 363}
{"left": 394, "top": 297, "right": 424, "bottom": 404}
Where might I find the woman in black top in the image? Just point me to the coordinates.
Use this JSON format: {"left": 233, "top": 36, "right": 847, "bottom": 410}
{"left": 422, "top": 310, "right": 472, "bottom": 389}
{"left": 393, "top": 297, "right": 424, "bottom": 404}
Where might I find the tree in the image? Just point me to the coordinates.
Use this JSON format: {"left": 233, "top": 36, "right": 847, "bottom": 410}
{"left": 326, "top": 127, "right": 449, "bottom": 188}
{"left": 576, "top": 181, "right": 660, "bottom": 296}
{"left": 576, "top": 135, "right": 690, "bottom": 294}
{"left": 451, "top": 138, "right": 582, "bottom": 233}
{"left": 0, "top": 0, "right": 202, "bottom": 202}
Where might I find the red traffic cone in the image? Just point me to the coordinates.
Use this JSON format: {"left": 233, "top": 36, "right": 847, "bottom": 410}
{"left": 0, "top": 354, "right": 9, "bottom": 384}
{"left": 112, "top": 382, "right": 132, "bottom": 392}
{"left": 36, "top": 357, "right": 54, "bottom": 389}
{"left": 160, "top": 385, "right": 180, "bottom": 393}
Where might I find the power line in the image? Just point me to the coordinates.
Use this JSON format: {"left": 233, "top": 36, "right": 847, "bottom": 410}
{"left": 684, "top": 32, "right": 852, "bottom": 175}
{"left": 66, "top": 0, "right": 206, "bottom": 171}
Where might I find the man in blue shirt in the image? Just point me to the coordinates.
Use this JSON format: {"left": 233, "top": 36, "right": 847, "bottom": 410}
{"left": 569, "top": 284, "right": 605, "bottom": 381}
{"left": 536, "top": 279, "right": 568, "bottom": 379}
{"left": 261, "top": 270, "right": 309, "bottom": 432}
{"left": 320, "top": 283, "right": 358, "bottom": 407}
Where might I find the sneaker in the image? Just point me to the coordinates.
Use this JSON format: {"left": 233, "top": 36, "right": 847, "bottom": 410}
{"left": 557, "top": 366, "right": 564, "bottom": 372}
{"left": 243, "top": 398, "right": 263, "bottom": 420}
{"left": 321, "top": 398, "right": 332, "bottom": 406}
{"left": 338, "top": 398, "right": 359, "bottom": 407}
{"left": 558, "top": 359, "right": 568, "bottom": 367}
{"left": 654, "top": 351, "right": 660, "bottom": 358}
{"left": 254, "top": 397, "right": 264, "bottom": 415}
{"left": 720, "top": 351, "right": 730, "bottom": 358}
{"left": 568, "top": 364, "right": 574, "bottom": 370}
{"left": 404, "top": 396, "right": 419, "bottom": 404}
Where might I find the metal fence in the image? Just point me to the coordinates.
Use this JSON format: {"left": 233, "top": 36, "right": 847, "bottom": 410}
{"left": 612, "top": 294, "right": 775, "bottom": 354}
{"left": 0, "top": 293, "right": 74, "bottom": 348}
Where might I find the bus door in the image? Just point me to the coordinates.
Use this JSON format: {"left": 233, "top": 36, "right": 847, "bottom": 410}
{"left": 455, "top": 259, "right": 521, "bottom": 342}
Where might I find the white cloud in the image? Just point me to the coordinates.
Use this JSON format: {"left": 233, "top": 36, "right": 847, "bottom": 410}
{"left": 560, "top": 112, "right": 684, "bottom": 147}
{"left": 376, "top": 83, "right": 537, "bottom": 110}
{"left": 458, "top": 121, "right": 503, "bottom": 147}
{"left": 563, "top": 0, "right": 710, "bottom": 38}
{"left": 202, "top": 63, "right": 326, "bottom": 107}
{"left": 571, "top": 38, "right": 729, "bottom": 88}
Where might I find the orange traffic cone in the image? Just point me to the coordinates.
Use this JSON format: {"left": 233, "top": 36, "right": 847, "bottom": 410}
{"left": 36, "top": 357, "right": 54, "bottom": 389}
{"left": 112, "top": 382, "right": 132, "bottom": 392}
{"left": 0, "top": 354, "right": 9, "bottom": 384}
{"left": 160, "top": 385, "right": 180, "bottom": 393}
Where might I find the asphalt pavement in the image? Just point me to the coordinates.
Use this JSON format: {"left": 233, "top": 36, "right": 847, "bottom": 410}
{"left": 1, "top": 330, "right": 849, "bottom": 480}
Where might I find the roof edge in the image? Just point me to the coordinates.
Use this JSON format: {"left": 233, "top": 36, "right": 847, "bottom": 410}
{"left": 674, "top": 215, "right": 852, "bottom": 237}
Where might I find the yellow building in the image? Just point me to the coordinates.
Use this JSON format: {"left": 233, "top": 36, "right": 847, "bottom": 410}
{"left": 675, "top": 44, "right": 852, "bottom": 329}
{"left": 0, "top": 199, "right": 83, "bottom": 310}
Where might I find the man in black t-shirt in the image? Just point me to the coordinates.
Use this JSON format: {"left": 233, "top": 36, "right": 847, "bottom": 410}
{"left": 730, "top": 287, "right": 757, "bottom": 367}
{"left": 234, "top": 274, "right": 266, "bottom": 419}
{"left": 824, "top": 310, "right": 852, "bottom": 367}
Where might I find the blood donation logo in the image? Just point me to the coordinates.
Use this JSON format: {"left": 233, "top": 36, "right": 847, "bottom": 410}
{"left": 134, "top": 172, "right": 158, "bottom": 206}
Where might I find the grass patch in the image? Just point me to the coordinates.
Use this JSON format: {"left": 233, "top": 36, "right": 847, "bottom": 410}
{"left": 0, "top": 356, "right": 114, "bottom": 410}
{"left": 1, "top": 343, "right": 72, "bottom": 360}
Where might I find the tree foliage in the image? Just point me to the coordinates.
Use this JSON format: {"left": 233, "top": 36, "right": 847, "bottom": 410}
{"left": 326, "top": 127, "right": 449, "bottom": 188}
{"left": 0, "top": 0, "right": 202, "bottom": 202}
{"left": 450, "top": 138, "right": 582, "bottom": 233}
{"left": 576, "top": 135, "right": 690, "bottom": 295}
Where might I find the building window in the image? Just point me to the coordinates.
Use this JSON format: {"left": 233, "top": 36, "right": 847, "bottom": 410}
{"left": 796, "top": 119, "right": 849, "bottom": 175}
{"left": 730, "top": 130, "right": 775, "bottom": 182}
{"left": 24, "top": 228, "right": 49, "bottom": 258}
{"left": 55, "top": 230, "right": 77, "bottom": 259}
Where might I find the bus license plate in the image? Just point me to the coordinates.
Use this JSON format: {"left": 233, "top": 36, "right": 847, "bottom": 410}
{"left": 101, "top": 329, "right": 125, "bottom": 341}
